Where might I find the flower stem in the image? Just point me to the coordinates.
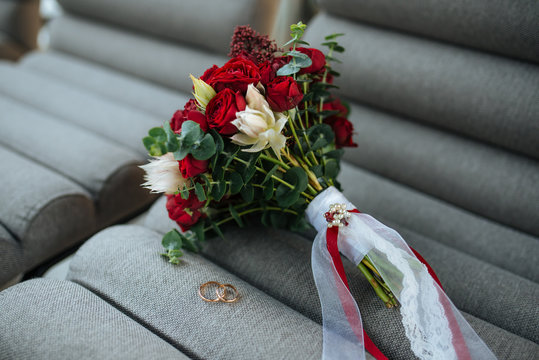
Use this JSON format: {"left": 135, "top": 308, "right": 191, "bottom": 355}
{"left": 204, "top": 206, "right": 299, "bottom": 231}
{"left": 357, "top": 262, "right": 394, "bottom": 308}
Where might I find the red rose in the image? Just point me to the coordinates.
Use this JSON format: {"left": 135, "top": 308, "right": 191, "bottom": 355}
{"left": 205, "top": 88, "right": 246, "bottom": 135}
{"left": 325, "top": 117, "right": 358, "bottom": 148}
{"left": 323, "top": 99, "right": 349, "bottom": 117}
{"left": 179, "top": 156, "right": 208, "bottom": 178}
{"left": 266, "top": 76, "right": 303, "bottom": 112}
{"left": 200, "top": 65, "right": 219, "bottom": 83}
{"left": 259, "top": 57, "right": 288, "bottom": 85}
{"left": 166, "top": 192, "right": 205, "bottom": 231}
{"left": 170, "top": 100, "right": 208, "bottom": 133}
{"left": 206, "top": 57, "right": 261, "bottom": 93}
{"left": 296, "top": 47, "right": 326, "bottom": 75}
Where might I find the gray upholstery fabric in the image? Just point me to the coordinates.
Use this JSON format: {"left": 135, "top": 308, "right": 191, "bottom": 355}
{"left": 318, "top": 0, "right": 539, "bottom": 64}
{"left": 341, "top": 103, "right": 539, "bottom": 237}
{"left": 67, "top": 225, "right": 323, "bottom": 360}
{"left": 0, "top": 63, "right": 161, "bottom": 156}
{"left": 0, "top": 94, "right": 140, "bottom": 195}
{"left": 0, "top": 279, "right": 187, "bottom": 360}
{"left": 142, "top": 201, "right": 538, "bottom": 357}
{"left": 305, "top": 13, "right": 539, "bottom": 159}
{"left": 0, "top": 224, "right": 23, "bottom": 286}
{"left": 0, "top": 145, "right": 94, "bottom": 269}
{"left": 338, "top": 162, "right": 539, "bottom": 283}
{"left": 21, "top": 51, "right": 187, "bottom": 118}
{"left": 57, "top": 0, "right": 275, "bottom": 55}
{"left": 0, "top": 95, "right": 154, "bottom": 227}
{"left": 49, "top": 14, "right": 229, "bottom": 93}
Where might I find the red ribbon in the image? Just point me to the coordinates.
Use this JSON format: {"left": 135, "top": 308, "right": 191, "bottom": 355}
{"left": 326, "top": 209, "right": 470, "bottom": 360}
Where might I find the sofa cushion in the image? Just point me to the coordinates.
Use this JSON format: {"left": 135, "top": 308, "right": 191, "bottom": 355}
{"left": 56, "top": 0, "right": 279, "bottom": 55}
{"left": 341, "top": 103, "right": 539, "bottom": 237}
{"left": 317, "top": 0, "right": 539, "bottom": 64}
{"left": 0, "top": 96, "right": 152, "bottom": 225}
{"left": 0, "top": 63, "right": 162, "bottom": 156}
{"left": 305, "top": 13, "right": 539, "bottom": 159}
{"left": 0, "top": 145, "right": 94, "bottom": 270}
{"left": 21, "top": 51, "right": 186, "bottom": 118}
{"left": 48, "top": 14, "right": 229, "bottom": 93}
{"left": 0, "top": 225, "right": 24, "bottom": 286}
{"left": 0, "top": 279, "right": 187, "bottom": 360}
{"left": 67, "top": 225, "right": 325, "bottom": 360}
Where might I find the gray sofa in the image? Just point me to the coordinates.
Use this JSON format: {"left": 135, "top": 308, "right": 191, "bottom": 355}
{"left": 1, "top": 0, "right": 538, "bottom": 359}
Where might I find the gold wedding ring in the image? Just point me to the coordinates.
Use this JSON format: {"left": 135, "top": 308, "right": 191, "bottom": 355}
{"left": 198, "top": 281, "right": 239, "bottom": 303}
{"left": 217, "top": 283, "right": 239, "bottom": 303}
{"left": 198, "top": 281, "right": 221, "bottom": 302}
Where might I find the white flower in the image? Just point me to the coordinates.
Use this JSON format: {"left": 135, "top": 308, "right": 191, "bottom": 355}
{"left": 139, "top": 153, "right": 187, "bottom": 194}
{"left": 231, "top": 84, "right": 288, "bottom": 158}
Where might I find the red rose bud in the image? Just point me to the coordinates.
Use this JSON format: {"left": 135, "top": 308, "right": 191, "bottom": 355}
{"left": 207, "top": 57, "right": 261, "bottom": 93}
{"left": 266, "top": 76, "right": 303, "bottom": 112}
{"left": 323, "top": 98, "right": 349, "bottom": 117}
{"left": 325, "top": 116, "right": 358, "bottom": 148}
{"left": 178, "top": 155, "right": 208, "bottom": 178}
{"left": 166, "top": 192, "right": 205, "bottom": 232}
{"left": 170, "top": 100, "right": 208, "bottom": 133}
{"left": 259, "top": 57, "right": 288, "bottom": 85}
{"left": 296, "top": 47, "right": 326, "bottom": 75}
{"left": 206, "top": 88, "right": 246, "bottom": 135}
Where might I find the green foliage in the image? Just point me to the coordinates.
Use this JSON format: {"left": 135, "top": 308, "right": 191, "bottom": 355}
{"left": 172, "top": 121, "right": 216, "bottom": 161}
{"left": 275, "top": 167, "right": 308, "bottom": 208}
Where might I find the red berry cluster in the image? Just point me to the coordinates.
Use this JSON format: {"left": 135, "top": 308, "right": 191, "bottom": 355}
{"left": 229, "top": 25, "right": 280, "bottom": 65}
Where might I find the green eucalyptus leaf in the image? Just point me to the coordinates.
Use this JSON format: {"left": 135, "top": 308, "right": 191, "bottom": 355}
{"left": 164, "top": 122, "right": 180, "bottom": 153}
{"left": 240, "top": 184, "right": 254, "bottom": 202}
{"left": 182, "top": 235, "right": 199, "bottom": 253}
{"left": 324, "top": 159, "right": 340, "bottom": 179}
{"left": 211, "top": 180, "right": 227, "bottom": 201}
{"left": 228, "top": 204, "right": 244, "bottom": 227}
{"left": 173, "top": 145, "right": 190, "bottom": 161}
{"left": 210, "top": 221, "right": 225, "bottom": 240}
{"left": 277, "top": 63, "right": 301, "bottom": 76}
{"left": 263, "top": 179, "right": 275, "bottom": 200}
{"left": 228, "top": 171, "right": 244, "bottom": 194}
{"left": 192, "top": 133, "right": 216, "bottom": 160}
{"left": 179, "top": 120, "right": 203, "bottom": 148}
{"left": 149, "top": 127, "right": 167, "bottom": 143}
{"left": 180, "top": 184, "right": 189, "bottom": 200}
{"left": 191, "top": 221, "right": 206, "bottom": 243}
{"left": 324, "top": 33, "right": 345, "bottom": 40}
{"left": 162, "top": 229, "right": 183, "bottom": 250}
{"left": 149, "top": 144, "right": 164, "bottom": 157}
{"left": 270, "top": 211, "right": 288, "bottom": 228}
{"left": 194, "top": 182, "right": 206, "bottom": 201}
{"left": 143, "top": 136, "right": 156, "bottom": 152}
{"left": 261, "top": 164, "right": 279, "bottom": 185}
{"left": 311, "top": 165, "right": 323, "bottom": 177}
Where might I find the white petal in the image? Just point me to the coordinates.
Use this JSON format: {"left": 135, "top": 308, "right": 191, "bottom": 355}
{"left": 231, "top": 133, "right": 258, "bottom": 146}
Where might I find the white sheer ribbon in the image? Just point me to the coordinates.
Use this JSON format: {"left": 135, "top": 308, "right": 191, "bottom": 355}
{"left": 306, "top": 187, "right": 496, "bottom": 360}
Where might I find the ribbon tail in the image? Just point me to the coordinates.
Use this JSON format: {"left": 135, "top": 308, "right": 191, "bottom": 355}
{"left": 312, "top": 228, "right": 365, "bottom": 360}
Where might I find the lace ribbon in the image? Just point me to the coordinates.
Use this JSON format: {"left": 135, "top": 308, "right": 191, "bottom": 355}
{"left": 306, "top": 187, "right": 496, "bottom": 360}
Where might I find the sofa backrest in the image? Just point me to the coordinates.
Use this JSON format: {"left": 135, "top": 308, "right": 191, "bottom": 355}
{"left": 47, "top": 0, "right": 281, "bottom": 92}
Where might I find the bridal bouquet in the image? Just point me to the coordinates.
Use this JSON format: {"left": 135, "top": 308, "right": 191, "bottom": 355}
{"left": 140, "top": 23, "right": 495, "bottom": 360}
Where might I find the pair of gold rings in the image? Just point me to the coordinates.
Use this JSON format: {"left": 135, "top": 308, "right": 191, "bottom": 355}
{"left": 198, "top": 281, "right": 239, "bottom": 303}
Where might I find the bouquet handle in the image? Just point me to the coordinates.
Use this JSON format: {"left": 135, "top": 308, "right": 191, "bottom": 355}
{"left": 307, "top": 187, "right": 496, "bottom": 360}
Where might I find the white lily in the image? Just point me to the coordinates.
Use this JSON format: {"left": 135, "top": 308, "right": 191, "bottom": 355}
{"left": 231, "top": 84, "right": 288, "bottom": 159}
{"left": 139, "top": 153, "right": 187, "bottom": 194}
{"left": 190, "top": 74, "right": 216, "bottom": 110}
